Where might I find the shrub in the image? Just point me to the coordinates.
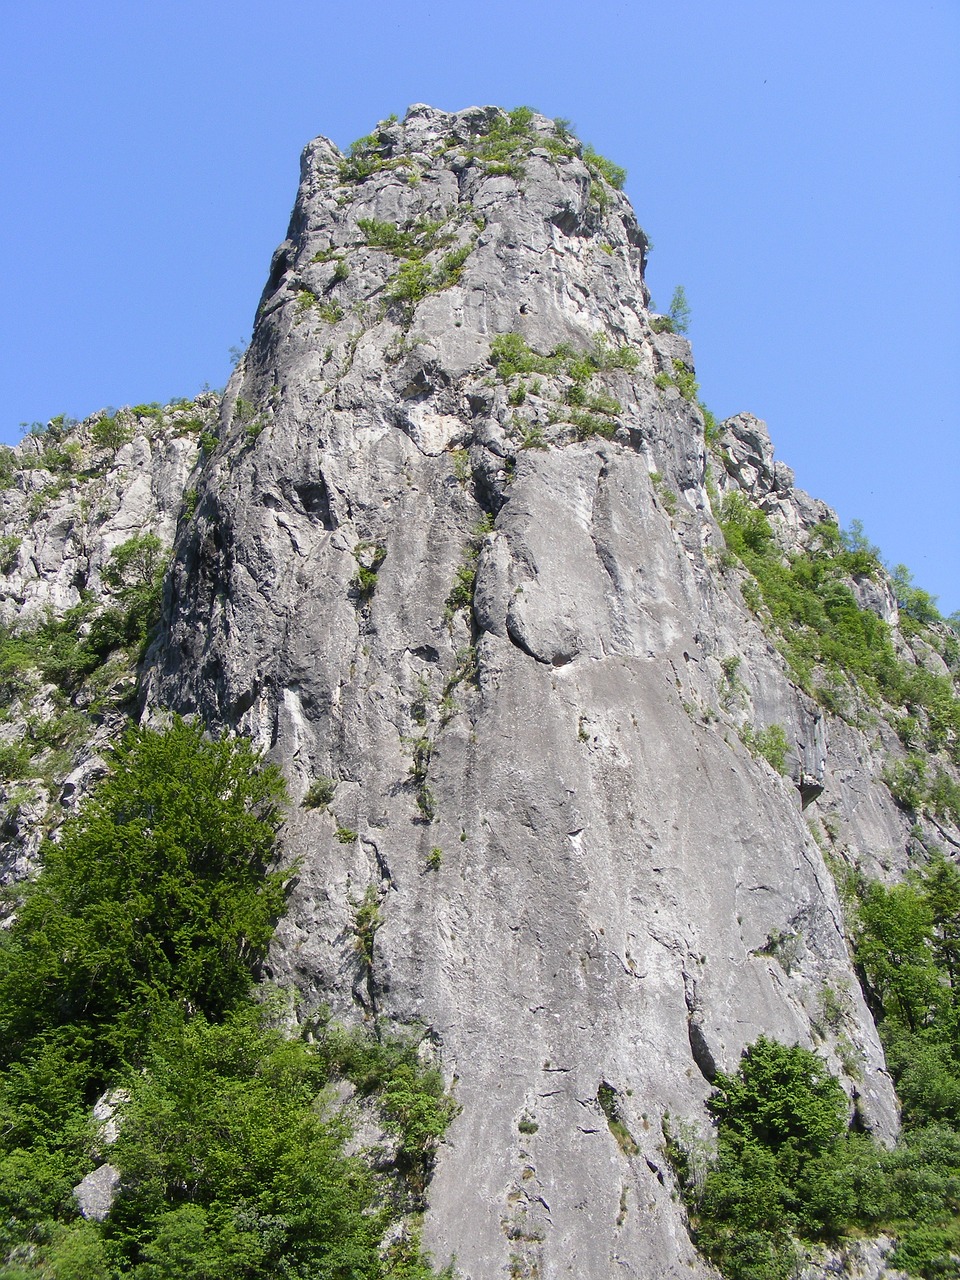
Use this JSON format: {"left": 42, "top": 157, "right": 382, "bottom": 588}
{"left": 0, "top": 534, "right": 20, "bottom": 573}
{"left": 753, "top": 724, "right": 789, "bottom": 775}
{"left": 678, "top": 1039, "right": 866, "bottom": 1279}
{"left": 90, "top": 415, "right": 133, "bottom": 451}
{"left": 581, "top": 143, "right": 626, "bottom": 189}
{"left": 0, "top": 720, "right": 454, "bottom": 1278}
{"left": 357, "top": 216, "right": 448, "bottom": 259}
{"left": 303, "top": 776, "right": 336, "bottom": 810}
{"left": 351, "top": 541, "right": 386, "bottom": 599}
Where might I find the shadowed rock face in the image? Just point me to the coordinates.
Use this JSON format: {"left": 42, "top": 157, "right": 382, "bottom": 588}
{"left": 144, "top": 106, "right": 905, "bottom": 1277}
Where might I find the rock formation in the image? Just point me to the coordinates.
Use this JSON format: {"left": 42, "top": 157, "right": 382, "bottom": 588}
{"left": 3, "top": 105, "right": 957, "bottom": 1278}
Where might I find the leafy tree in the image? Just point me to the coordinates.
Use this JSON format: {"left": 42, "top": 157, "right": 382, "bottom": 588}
{"left": 105, "top": 1007, "right": 390, "bottom": 1280}
{"left": 0, "top": 719, "right": 454, "bottom": 1277}
{"left": 0, "top": 717, "right": 287, "bottom": 1080}
{"left": 689, "top": 1038, "right": 860, "bottom": 1279}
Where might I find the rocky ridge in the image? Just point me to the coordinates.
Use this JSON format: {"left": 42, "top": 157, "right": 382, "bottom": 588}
{"left": 2, "top": 106, "right": 958, "bottom": 1278}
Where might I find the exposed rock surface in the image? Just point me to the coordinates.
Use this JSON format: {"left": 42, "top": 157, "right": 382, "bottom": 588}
{"left": 134, "top": 105, "right": 949, "bottom": 1278}
{"left": 0, "top": 400, "right": 213, "bottom": 879}
{"left": 73, "top": 1162, "right": 121, "bottom": 1222}
{"left": 801, "top": 1237, "right": 909, "bottom": 1280}
{"left": 3, "top": 105, "right": 957, "bottom": 1277}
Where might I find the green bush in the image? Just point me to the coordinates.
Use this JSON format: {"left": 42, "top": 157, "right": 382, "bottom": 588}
{"left": 0, "top": 718, "right": 288, "bottom": 1078}
{"left": 0, "top": 720, "right": 455, "bottom": 1276}
{"left": 745, "top": 723, "right": 789, "bottom": 775}
{"left": 679, "top": 1038, "right": 862, "bottom": 1279}
{"left": 303, "top": 776, "right": 336, "bottom": 810}
{"left": 357, "top": 216, "right": 448, "bottom": 259}
{"left": 352, "top": 542, "right": 387, "bottom": 599}
{"left": 581, "top": 143, "right": 626, "bottom": 189}
{"left": 90, "top": 415, "right": 133, "bottom": 452}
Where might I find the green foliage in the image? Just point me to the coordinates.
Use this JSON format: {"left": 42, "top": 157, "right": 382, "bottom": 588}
{"left": 383, "top": 235, "right": 475, "bottom": 311}
{"left": 352, "top": 886, "right": 382, "bottom": 965}
{"left": 133, "top": 403, "right": 164, "bottom": 422}
{"left": 0, "top": 718, "right": 287, "bottom": 1078}
{"left": 597, "top": 1083, "right": 639, "bottom": 1155}
{"left": 885, "top": 755, "right": 930, "bottom": 813}
{"left": 702, "top": 404, "right": 722, "bottom": 446}
{"left": 677, "top": 1038, "right": 868, "bottom": 1279}
{"left": 741, "top": 723, "right": 790, "bottom": 775}
{"left": 667, "top": 285, "right": 691, "bottom": 334}
{"left": 105, "top": 1008, "right": 449, "bottom": 1279}
{"left": 0, "top": 534, "right": 20, "bottom": 573}
{"left": 445, "top": 562, "right": 477, "bottom": 616}
{"left": 91, "top": 414, "right": 133, "bottom": 452}
{"left": 0, "top": 445, "right": 16, "bottom": 490}
{"left": 0, "top": 720, "right": 453, "bottom": 1277}
{"left": 490, "top": 332, "right": 559, "bottom": 380}
{"left": 846, "top": 857, "right": 960, "bottom": 1275}
{"left": 650, "top": 472, "right": 679, "bottom": 516}
{"left": 444, "top": 519, "right": 493, "bottom": 622}
{"left": 581, "top": 143, "right": 626, "bottom": 189}
{"left": 302, "top": 776, "right": 336, "bottom": 810}
{"left": 459, "top": 106, "right": 540, "bottom": 179}
{"left": 717, "top": 502, "right": 960, "bottom": 750}
{"left": 517, "top": 421, "right": 547, "bottom": 450}
{"left": 569, "top": 408, "right": 617, "bottom": 439}
{"left": 489, "top": 332, "right": 635, "bottom": 395}
{"left": 339, "top": 122, "right": 416, "bottom": 182}
{"left": 357, "top": 216, "right": 449, "bottom": 260}
{"left": 387, "top": 260, "right": 435, "bottom": 304}
{"left": 708, "top": 1039, "right": 848, "bottom": 1155}
{"left": 352, "top": 541, "right": 387, "bottom": 600}
{"left": 852, "top": 856, "right": 960, "bottom": 1044}
{"left": 893, "top": 564, "right": 944, "bottom": 627}
{"left": 672, "top": 359, "right": 699, "bottom": 401}
{"left": 315, "top": 1022, "right": 458, "bottom": 1193}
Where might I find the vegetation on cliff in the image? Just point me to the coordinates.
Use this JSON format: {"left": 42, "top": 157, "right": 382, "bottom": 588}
{"left": 669, "top": 854, "right": 960, "bottom": 1278}
{"left": 0, "top": 719, "right": 454, "bottom": 1279}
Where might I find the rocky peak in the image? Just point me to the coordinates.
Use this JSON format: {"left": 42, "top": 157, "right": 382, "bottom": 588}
{"left": 134, "top": 106, "right": 934, "bottom": 1278}
{"left": 2, "top": 106, "right": 956, "bottom": 1279}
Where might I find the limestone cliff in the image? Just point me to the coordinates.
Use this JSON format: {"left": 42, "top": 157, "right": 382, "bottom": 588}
{"left": 3, "top": 106, "right": 958, "bottom": 1279}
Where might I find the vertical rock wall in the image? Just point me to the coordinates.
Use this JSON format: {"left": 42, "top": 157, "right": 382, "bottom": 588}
{"left": 141, "top": 107, "right": 917, "bottom": 1278}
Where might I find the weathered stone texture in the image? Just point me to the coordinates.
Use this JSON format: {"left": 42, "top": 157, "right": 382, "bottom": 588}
{"left": 136, "top": 106, "right": 933, "bottom": 1277}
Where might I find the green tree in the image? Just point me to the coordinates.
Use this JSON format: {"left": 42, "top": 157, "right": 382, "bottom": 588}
{"left": 0, "top": 717, "right": 288, "bottom": 1080}
{"left": 668, "top": 284, "right": 691, "bottom": 334}
{"left": 106, "top": 1008, "right": 389, "bottom": 1280}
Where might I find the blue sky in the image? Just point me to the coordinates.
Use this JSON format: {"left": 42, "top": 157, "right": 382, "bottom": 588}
{"left": 2, "top": 0, "right": 957, "bottom": 610}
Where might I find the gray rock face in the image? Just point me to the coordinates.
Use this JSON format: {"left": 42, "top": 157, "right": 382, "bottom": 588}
{"left": 0, "top": 400, "right": 212, "bottom": 880}
{"left": 135, "top": 106, "right": 929, "bottom": 1277}
{"left": 73, "top": 1163, "right": 120, "bottom": 1222}
{"left": 0, "top": 403, "right": 209, "bottom": 626}
{"left": 801, "top": 1237, "right": 909, "bottom": 1280}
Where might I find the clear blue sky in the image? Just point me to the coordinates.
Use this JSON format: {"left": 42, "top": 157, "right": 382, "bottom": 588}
{"left": 2, "top": 0, "right": 957, "bottom": 611}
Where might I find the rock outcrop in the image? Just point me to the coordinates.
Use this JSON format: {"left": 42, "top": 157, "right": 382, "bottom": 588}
{"left": 136, "top": 105, "right": 931, "bottom": 1278}
{"left": 3, "top": 105, "right": 956, "bottom": 1278}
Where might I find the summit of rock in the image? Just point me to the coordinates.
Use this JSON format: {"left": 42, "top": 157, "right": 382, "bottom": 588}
{"left": 2, "top": 105, "right": 957, "bottom": 1280}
